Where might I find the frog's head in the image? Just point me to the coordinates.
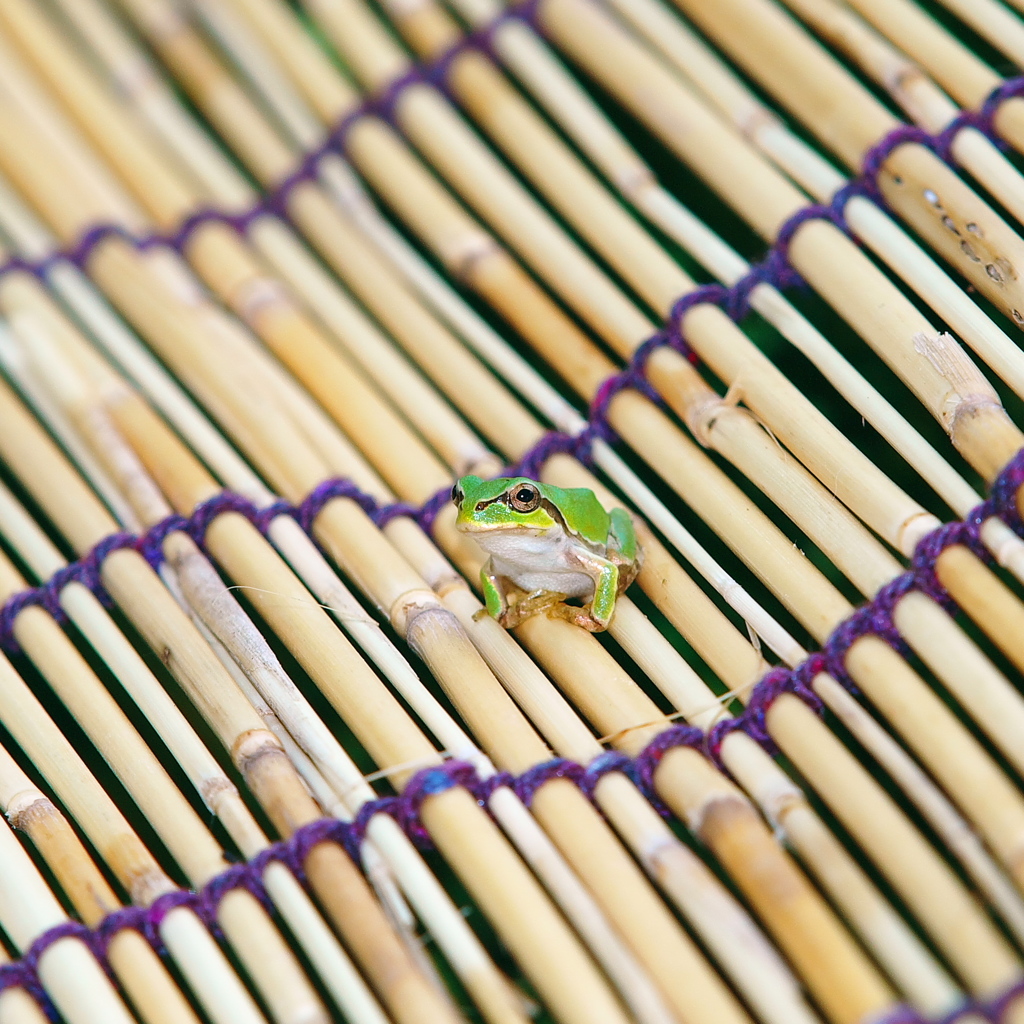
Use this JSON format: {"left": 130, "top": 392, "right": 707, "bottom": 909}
{"left": 452, "top": 475, "right": 557, "bottom": 534}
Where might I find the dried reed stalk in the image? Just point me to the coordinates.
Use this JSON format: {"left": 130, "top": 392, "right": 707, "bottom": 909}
{"left": 0, "top": 1, "right": 1023, "bottom": 1023}
{"left": 0, "top": 86, "right": 649, "bottom": 1015}
{"left": 0, "top": 809, "right": 139, "bottom": 1024}
{"left": 0, "top": 744, "right": 203, "bottom": 1024}
{"left": 0, "top": 9, "right": 798, "bottom": 1024}
{"left": 0, "top": 319, "right": 462, "bottom": 1024}
{"left": 66, "top": 0, "right": 1024, "bottom": 1015}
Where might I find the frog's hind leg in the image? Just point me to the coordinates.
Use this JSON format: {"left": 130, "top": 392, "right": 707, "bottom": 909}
{"left": 544, "top": 601, "right": 606, "bottom": 633}
{"left": 609, "top": 508, "right": 642, "bottom": 590}
{"left": 500, "top": 589, "right": 568, "bottom": 629}
{"left": 609, "top": 507, "right": 638, "bottom": 562}
{"left": 586, "top": 557, "right": 620, "bottom": 629}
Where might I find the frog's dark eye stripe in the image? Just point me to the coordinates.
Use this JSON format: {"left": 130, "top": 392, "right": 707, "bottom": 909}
{"left": 508, "top": 483, "right": 541, "bottom": 513}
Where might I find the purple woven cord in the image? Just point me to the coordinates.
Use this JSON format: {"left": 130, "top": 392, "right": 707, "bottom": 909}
{"left": 512, "top": 757, "right": 585, "bottom": 806}
{"left": 933, "top": 77, "right": 1024, "bottom": 164}
{"left": 875, "top": 1008, "right": 930, "bottom": 1024}
{"left": 1, "top": 49, "right": 1024, "bottom": 1008}
{"left": 415, "top": 486, "right": 457, "bottom": 536}
{"left": 509, "top": 431, "right": 580, "bottom": 479}
{"left": 858, "top": 124, "right": 935, "bottom": 201}
{"left": 472, "top": 770, "right": 515, "bottom": 805}
{"left": 578, "top": 749, "right": 632, "bottom": 800}
{"left": 632, "top": 724, "right": 705, "bottom": 813}
{"left": 372, "top": 501, "right": 420, "bottom": 529}
{"left": 294, "top": 478, "right": 381, "bottom": 533}
{"left": 985, "top": 978, "right": 1024, "bottom": 1022}
{"left": 135, "top": 514, "right": 190, "bottom": 571}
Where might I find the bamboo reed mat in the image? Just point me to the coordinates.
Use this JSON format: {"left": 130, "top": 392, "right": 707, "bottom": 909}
{"left": 4, "top": 0, "right": 1024, "bottom": 1022}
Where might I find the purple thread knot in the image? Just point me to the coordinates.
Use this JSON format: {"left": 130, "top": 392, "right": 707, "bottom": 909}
{"left": 859, "top": 124, "right": 934, "bottom": 201}
{"left": 295, "top": 478, "right": 381, "bottom": 533}
{"left": 135, "top": 514, "right": 189, "bottom": 570}
{"left": 578, "top": 749, "right": 632, "bottom": 800}
{"left": 513, "top": 758, "right": 584, "bottom": 806}
{"left": 633, "top": 724, "right": 705, "bottom": 814}
{"left": 985, "top": 977, "right": 1024, "bottom": 1023}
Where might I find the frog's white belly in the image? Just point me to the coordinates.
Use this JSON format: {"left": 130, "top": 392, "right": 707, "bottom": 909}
{"left": 476, "top": 528, "right": 597, "bottom": 599}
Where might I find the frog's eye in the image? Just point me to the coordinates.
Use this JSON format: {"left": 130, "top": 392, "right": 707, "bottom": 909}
{"left": 508, "top": 483, "right": 541, "bottom": 513}
{"left": 451, "top": 483, "right": 464, "bottom": 506}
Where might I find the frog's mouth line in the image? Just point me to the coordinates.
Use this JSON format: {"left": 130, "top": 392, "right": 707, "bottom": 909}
{"left": 456, "top": 519, "right": 549, "bottom": 535}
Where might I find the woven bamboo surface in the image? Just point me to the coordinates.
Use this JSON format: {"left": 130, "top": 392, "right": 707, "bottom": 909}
{"left": 0, "top": 1, "right": 1022, "bottom": 1023}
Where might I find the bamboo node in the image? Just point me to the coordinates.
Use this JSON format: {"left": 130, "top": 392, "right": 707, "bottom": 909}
{"left": 911, "top": 331, "right": 1003, "bottom": 427}
{"left": 389, "top": 588, "right": 447, "bottom": 636}
{"left": 441, "top": 231, "right": 502, "bottom": 281}
{"left": 231, "top": 728, "right": 289, "bottom": 773}
{"left": 684, "top": 379, "right": 747, "bottom": 447}
{"left": 5, "top": 792, "right": 56, "bottom": 832}
{"left": 232, "top": 276, "right": 292, "bottom": 327}
{"left": 737, "top": 105, "right": 784, "bottom": 143}
{"left": 897, "top": 510, "right": 943, "bottom": 555}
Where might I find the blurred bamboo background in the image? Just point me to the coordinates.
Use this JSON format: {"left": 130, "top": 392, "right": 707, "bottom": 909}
{"left": 0, "top": 0, "right": 1022, "bottom": 1022}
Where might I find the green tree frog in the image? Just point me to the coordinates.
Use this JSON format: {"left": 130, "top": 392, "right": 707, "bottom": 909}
{"left": 452, "top": 475, "right": 642, "bottom": 631}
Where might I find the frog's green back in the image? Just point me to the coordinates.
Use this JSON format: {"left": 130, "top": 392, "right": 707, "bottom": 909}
{"left": 536, "top": 481, "right": 610, "bottom": 544}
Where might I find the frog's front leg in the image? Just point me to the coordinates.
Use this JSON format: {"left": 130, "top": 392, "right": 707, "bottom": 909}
{"left": 477, "top": 558, "right": 511, "bottom": 622}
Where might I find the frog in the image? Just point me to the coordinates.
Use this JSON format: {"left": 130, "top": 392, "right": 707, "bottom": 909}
{"left": 452, "top": 474, "right": 642, "bottom": 632}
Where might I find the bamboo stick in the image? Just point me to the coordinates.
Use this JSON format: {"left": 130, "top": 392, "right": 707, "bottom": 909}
{"left": 0, "top": 209, "right": 647, "bottom": 1024}
{"left": 0, "top": 810, "right": 140, "bottom": 1024}
{"left": 837, "top": 0, "right": 1024, "bottom": 141}
{"left": 660, "top": 0, "right": 1024, "bottom": 323}
{"left": 0, "top": 36, "right": 831, "bottom": 1011}
{"left": 0, "top": 637, "right": 273, "bottom": 1024}
{"left": 0, "top": 178, "right": 686, "bottom": 1024}
{"left": 437, "top": 462, "right": 1007, "bottom": 1017}
{"left": 442, "top": 0, "right": 992, "bottom": 520}
{"left": 214, "top": 0, "right": 1024, "bottom": 626}
{"left": 0, "top": 503, "right": 367, "bottom": 1024}
{"left": 0, "top": 149, "right": 823, "bottom": 1024}
{"left": 199, "top": 0, "right": 1024, "bottom": 753}
{"left": 528, "top": 0, "right": 1023, "bottom": 475}
{"left": 0, "top": 14, "right": 468, "bottom": 497}
{"left": 0, "top": 365, "right": 467, "bottom": 1024}
{"left": 70, "top": 8, "right": 1024, "bottom": 1011}
{"left": 929, "top": 0, "right": 1024, "bottom": 70}
{"left": 53, "top": 0, "right": 544, "bottom": 472}
{"left": 49, "top": 338, "right": 547, "bottom": 1024}
{"left": 6, "top": 4, "right": 1024, "bottom": 1019}
{"left": 97, "top": 292, "right": 753, "bottom": 1024}
{"left": 0, "top": 24, "right": 782, "bottom": 1015}
{"left": 81, "top": 19, "right": 921, "bottom": 1011}
{"left": 505, "top": 0, "right": 1024, "bottom": 668}
{"left": 593, "top": 0, "right": 1024, "bottom": 415}
{"left": 0, "top": 745, "right": 204, "bottom": 1024}
{"left": 0, "top": 387, "right": 401, "bottom": 1024}
{"left": 103, "top": 296, "right": 888, "bottom": 1024}
{"left": 778, "top": 0, "right": 1024, "bottom": 228}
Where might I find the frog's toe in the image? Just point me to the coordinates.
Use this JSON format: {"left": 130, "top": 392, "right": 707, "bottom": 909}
{"left": 545, "top": 602, "right": 608, "bottom": 632}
